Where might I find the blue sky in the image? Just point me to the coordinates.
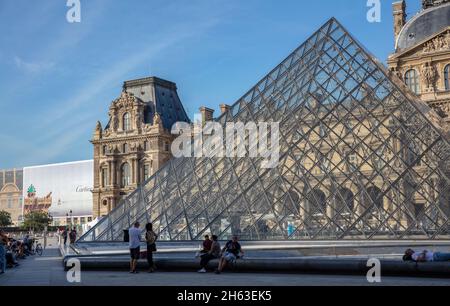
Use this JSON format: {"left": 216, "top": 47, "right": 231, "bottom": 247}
{"left": 0, "top": 0, "right": 422, "bottom": 169}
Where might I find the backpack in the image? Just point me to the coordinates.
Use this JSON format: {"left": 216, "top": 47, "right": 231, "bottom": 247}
{"left": 146, "top": 231, "right": 157, "bottom": 244}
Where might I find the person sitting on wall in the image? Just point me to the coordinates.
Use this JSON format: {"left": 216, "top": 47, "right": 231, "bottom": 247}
{"left": 196, "top": 235, "right": 212, "bottom": 258}
{"left": 198, "top": 235, "right": 221, "bottom": 273}
{"left": 403, "top": 249, "right": 450, "bottom": 262}
{"left": 215, "top": 235, "right": 244, "bottom": 274}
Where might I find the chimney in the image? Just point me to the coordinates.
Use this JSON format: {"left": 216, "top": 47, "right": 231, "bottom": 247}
{"left": 199, "top": 106, "right": 214, "bottom": 125}
{"left": 393, "top": 1, "right": 407, "bottom": 44}
{"left": 220, "top": 104, "right": 231, "bottom": 115}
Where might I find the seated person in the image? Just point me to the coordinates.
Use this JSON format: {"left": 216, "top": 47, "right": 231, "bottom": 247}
{"left": 215, "top": 235, "right": 244, "bottom": 274}
{"left": 200, "top": 235, "right": 212, "bottom": 254}
{"left": 403, "top": 249, "right": 450, "bottom": 262}
{"left": 198, "top": 235, "right": 221, "bottom": 273}
{"left": 5, "top": 247, "right": 19, "bottom": 268}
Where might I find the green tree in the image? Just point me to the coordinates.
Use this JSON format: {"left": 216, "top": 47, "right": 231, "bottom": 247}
{"left": 0, "top": 210, "right": 12, "bottom": 227}
{"left": 22, "top": 211, "right": 52, "bottom": 231}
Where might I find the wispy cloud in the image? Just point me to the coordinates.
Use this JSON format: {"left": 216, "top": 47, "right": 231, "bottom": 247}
{"left": 14, "top": 55, "right": 55, "bottom": 74}
{"left": 1, "top": 1, "right": 235, "bottom": 168}
{"left": 41, "top": 16, "right": 224, "bottom": 126}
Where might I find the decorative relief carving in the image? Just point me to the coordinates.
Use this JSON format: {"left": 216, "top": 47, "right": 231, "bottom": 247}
{"left": 423, "top": 31, "right": 450, "bottom": 53}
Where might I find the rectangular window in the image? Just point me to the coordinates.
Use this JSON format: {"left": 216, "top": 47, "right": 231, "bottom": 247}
{"left": 101, "top": 168, "right": 108, "bottom": 187}
{"left": 7, "top": 197, "right": 12, "bottom": 209}
{"left": 144, "top": 165, "right": 151, "bottom": 181}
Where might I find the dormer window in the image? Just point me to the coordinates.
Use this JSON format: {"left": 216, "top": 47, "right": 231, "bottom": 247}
{"left": 123, "top": 112, "right": 131, "bottom": 131}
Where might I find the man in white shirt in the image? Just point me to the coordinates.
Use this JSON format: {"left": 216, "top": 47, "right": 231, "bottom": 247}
{"left": 128, "top": 222, "right": 141, "bottom": 274}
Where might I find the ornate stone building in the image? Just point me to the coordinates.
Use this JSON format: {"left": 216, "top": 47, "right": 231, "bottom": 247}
{"left": 0, "top": 169, "right": 23, "bottom": 226}
{"left": 388, "top": 0, "right": 450, "bottom": 125}
{"left": 91, "top": 77, "right": 190, "bottom": 218}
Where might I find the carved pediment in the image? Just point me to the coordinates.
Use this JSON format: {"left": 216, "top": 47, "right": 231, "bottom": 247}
{"left": 110, "top": 91, "right": 143, "bottom": 112}
{"left": 422, "top": 30, "right": 450, "bottom": 54}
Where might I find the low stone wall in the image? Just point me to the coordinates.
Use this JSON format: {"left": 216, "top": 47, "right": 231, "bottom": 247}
{"left": 62, "top": 255, "right": 450, "bottom": 278}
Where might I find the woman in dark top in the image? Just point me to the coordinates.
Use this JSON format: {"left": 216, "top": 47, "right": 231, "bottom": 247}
{"left": 145, "top": 223, "right": 158, "bottom": 273}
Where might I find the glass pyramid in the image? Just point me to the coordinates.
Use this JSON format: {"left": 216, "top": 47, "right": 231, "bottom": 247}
{"left": 80, "top": 18, "right": 450, "bottom": 242}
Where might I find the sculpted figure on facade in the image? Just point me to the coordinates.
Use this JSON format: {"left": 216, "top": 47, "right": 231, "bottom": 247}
{"left": 421, "top": 62, "right": 437, "bottom": 89}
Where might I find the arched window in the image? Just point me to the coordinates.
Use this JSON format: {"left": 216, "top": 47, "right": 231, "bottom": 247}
{"left": 405, "top": 69, "right": 420, "bottom": 94}
{"left": 308, "top": 189, "right": 327, "bottom": 215}
{"left": 121, "top": 163, "right": 131, "bottom": 187}
{"left": 336, "top": 188, "right": 354, "bottom": 214}
{"left": 445, "top": 64, "right": 450, "bottom": 91}
{"left": 123, "top": 113, "right": 131, "bottom": 131}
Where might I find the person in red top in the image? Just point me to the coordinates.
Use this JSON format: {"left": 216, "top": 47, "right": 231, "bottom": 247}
{"left": 201, "top": 235, "right": 212, "bottom": 254}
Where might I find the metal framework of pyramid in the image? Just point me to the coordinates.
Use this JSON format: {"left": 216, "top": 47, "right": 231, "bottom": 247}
{"left": 79, "top": 18, "right": 450, "bottom": 242}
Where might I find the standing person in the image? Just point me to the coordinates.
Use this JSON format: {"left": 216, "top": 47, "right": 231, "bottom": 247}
{"left": 198, "top": 235, "right": 221, "bottom": 273}
{"left": 145, "top": 223, "right": 158, "bottom": 273}
{"left": 69, "top": 228, "right": 77, "bottom": 244}
{"left": 62, "top": 228, "right": 68, "bottom": 245}
{"left": 0, "top": 230, "right": 8, "bottom": 275}
{"left": 128, "top": 222, "right": 141, "bottom": 274}
{"left": 215, "top": 235, "right": 244, "bottom": 274}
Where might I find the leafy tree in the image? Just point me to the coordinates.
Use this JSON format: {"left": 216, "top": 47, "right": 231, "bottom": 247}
{"left": 22, "top": 211, "right": 52, "bottom": 231}
{"left": 0, "top": 210, "right": 12, "bottom": 227}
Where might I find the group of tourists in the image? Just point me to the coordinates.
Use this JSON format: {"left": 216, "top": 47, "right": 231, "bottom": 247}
{"left": 0, "top": 229, "right": 41, "bottom": 275}
{"left": 127, "top": 222, "right": 244, "bottom": 274}
{"left": 196, "top": 234, "right": 244, "bottom": 274}
{"left": 61, "top": 228, "right": 77, "bottom": 245}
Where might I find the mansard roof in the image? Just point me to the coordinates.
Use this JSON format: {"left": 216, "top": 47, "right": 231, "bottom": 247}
{"left": 105, "top": 76, "right": 190, "bottom": 130}
{"left": 396, "top": 2, "right": 450, "bottom": 51}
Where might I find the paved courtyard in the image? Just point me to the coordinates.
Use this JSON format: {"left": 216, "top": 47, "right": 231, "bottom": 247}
{"left": 1, "top": 241, "right": 450, "bottom": 286}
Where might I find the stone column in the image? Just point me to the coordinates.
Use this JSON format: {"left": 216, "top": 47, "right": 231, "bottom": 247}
{"left": 132, "top": 158, "right": 138, "bottom": 185}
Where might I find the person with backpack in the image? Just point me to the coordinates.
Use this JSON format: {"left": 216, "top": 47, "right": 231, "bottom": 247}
{"left": 145, "top": 223, "right": 157, "bottom": 273}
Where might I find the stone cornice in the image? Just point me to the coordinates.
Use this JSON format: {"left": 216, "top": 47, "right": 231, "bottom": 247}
{"left": 123, "top": 76, "right": 177, "bottom": 91}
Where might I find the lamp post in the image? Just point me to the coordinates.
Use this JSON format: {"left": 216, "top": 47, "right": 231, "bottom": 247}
{"left": 66, "top": 210, "right": 73, "bottom": 229}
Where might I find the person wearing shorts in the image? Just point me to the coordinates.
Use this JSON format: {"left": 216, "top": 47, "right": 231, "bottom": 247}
{"left": 128, "top": 222, "right": 141, "bottom": 274}
{"left": 215, "top": 235, "right": 244, "bottom": 274}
